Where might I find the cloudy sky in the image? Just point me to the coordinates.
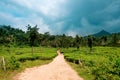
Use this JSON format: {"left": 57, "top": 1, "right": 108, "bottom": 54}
{"left": 0, "top": 0, "right": 120, "bottom": 36}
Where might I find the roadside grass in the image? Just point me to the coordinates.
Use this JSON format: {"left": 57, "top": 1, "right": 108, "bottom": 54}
{"left": 0, "top": 46, "right": 57, "bottom": 80}
{"left": 0, "top": 60, "right": 51, "bottom": 80}
{"left": 63, "top": 47, "right": 120, "bottom": 80}
{"left": 69, "top": 62, "right": 94, "bottom": 80}
{"left": 0, "top": 46, "right": 120, "bottom": 80}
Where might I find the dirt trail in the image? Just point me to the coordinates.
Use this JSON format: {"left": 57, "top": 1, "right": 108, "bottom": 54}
{"left": 14, "top": 54, "right": 83, "bottom": 80}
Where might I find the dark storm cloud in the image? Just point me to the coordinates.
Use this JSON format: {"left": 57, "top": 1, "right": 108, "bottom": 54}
{"left": 0, "top": 0, "right": 120, "bottom": 36}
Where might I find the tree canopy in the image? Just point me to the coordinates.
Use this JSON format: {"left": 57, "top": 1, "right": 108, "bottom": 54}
{"left": 0, "top": 25, "right": 120, "bottom": 47}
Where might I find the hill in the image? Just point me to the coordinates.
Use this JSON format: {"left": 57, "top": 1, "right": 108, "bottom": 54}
{"left": 93, "top": 30, "right": 111, "bottom": 37}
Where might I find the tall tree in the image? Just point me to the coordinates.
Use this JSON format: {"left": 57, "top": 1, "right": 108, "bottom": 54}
{"left": 64, "top": 36, "right": 70, "bottom": 49}
{"left": 61, "top": 34, "right": 66, "bottom": 48}
{"left": 101, "top": 36, "right": 107, "bottom": 46}
{"left": 52, "top": 37, "right": 60, "bottom": 48}
{"left": 112, "top": 33, "right": 118, "bottom": 45}
{"left": 87, "top": 35, "right": 93, "bottom": 52}
{"left": 74, "top": 35, "right": 81, "bottom": 50}
{"left": 27, "top": 25, "right": 39, "bottom": 55}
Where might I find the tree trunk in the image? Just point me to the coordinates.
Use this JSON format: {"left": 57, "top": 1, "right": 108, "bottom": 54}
{"left": 32, "top": 46, "right": 34, "bottom": 55}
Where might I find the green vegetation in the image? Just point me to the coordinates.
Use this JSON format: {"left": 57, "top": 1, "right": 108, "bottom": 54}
{"left": 0, "top": 25, "right": 120, "bottom": 80}
{"left": 63, "top": 47, "right": 120, "bottom": 80}
{"left": 0, "top": 47, "right": 57, "bottom": 80}
{"left": 0, "top": 46, "right": 120, "bottom": 80}
{"left": 0, "top": 25, "right": 120, "bottom": 48}
{"left": 26, "top": 25, "right": 39, "bottom": 55}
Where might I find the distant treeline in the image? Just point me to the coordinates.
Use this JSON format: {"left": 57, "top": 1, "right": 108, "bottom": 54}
{"left": 0, "top": 25, "right": 120, "bottom": 48}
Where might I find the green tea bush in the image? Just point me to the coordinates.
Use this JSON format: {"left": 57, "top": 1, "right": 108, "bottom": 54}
{"left": 92, "top": 64, "right": 109, "bottom": 80}
{"left": 84, "top": 60, "right": 95, "bottom": 67}
{"left": 17, "top": 54, "right": 56, "bottom": 62}
{"left": 65, "top": 57, "right": 74, "bottom": 63}
{"left": 113, "top": 58, "right": 120, "bottom": 76}
{"left": 18, "top": 56, "right": 38, "bottom": 62}
{"left": 15, "top": 52, "right": 23, "bottom": 55}
{"left": 8, "top": 56, "right": 20, "bottom": 70}
{"left": 64, "top": 47, "right": 120, "bottom": 80}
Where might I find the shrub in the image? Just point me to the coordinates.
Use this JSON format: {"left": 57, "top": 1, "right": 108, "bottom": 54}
{"left": 84, "top": 60, "right": 95, "bottom": 67}
{"left": 113, "top": 58, "right": 120, "bottom": 75}
{"left": 8, "top": 56, "right": 20, "bottom": 70}
{"left": 15, "top": 52, "right": 23, "bottom": 55}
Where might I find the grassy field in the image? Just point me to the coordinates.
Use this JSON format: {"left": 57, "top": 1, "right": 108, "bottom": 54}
{"left": 62, "top": 47, "right": 120, "bottom": 80}
{"left": 0, "top": 46, "right": 120, "bottom": 80}
{"left": 0, "top": 46, "right": 57, "bottom": 80}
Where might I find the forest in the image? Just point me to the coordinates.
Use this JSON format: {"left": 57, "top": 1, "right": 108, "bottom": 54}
{"left": 0, "top": 25, "right": 120, "bottom": 48}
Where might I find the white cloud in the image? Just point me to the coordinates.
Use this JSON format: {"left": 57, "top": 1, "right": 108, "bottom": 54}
{"left": 40, "top": 0, "right": 67, "bottom": 17}
{"left": 0, "top": 12, "right": 16, "bottom": 25}
{"left": 0, "top": 12, "right": 51, "bottom": 33}
{"left": 66, "top": 31, "right": 77, "bottom": 37}
{"left": 1, "top": 0, "right": 120, "bottom": 36}
{"left": 11, "top": 0, "right": 67, "bottom": 19}
{"left": 11, "top": 0, "right": 33, "bottom": 9}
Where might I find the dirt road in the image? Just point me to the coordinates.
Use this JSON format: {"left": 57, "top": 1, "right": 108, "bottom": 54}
{"left": 14, "top": 54, "right": 83, "bottom": 80}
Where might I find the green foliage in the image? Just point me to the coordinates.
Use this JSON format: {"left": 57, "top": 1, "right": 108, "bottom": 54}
{"left": 64, "top": 47, "right": 120, "bottom": 80}
{"left": 113, "top": 58, "right": 120, "bottom": 76}
{"left": 0, "top": 47, "right": 57, "bottom": 69}
{"left": 8, "top": 56, "right": 20, "bottom": 70}
{"left": 111, "top": 33, "right": 119, "bottom": 46}
{"left": 87, "top": 35, "right": 93, "bottom": 51}
{"left": 15, "top": 52, "right": 23, "bottom": 55}
{"left": 0, "top": 25, "right": 120, "bottom": 47}
{"left": 17, "top": 54, "right": 56, "bottom": 62}
{"left": 26, "top": 25, "right": 39, "bottom": 46}
{"left": 74, "top": 35, "right": 81, "bottom": 50}
{"left": 0, "top": 47, "right": 57, "bottom": 80}
{"left": 60, "top": 34, "right": 71, "bottom": 49}
{"left": 0, "top": 25, "right": 27, "bottom": 46}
